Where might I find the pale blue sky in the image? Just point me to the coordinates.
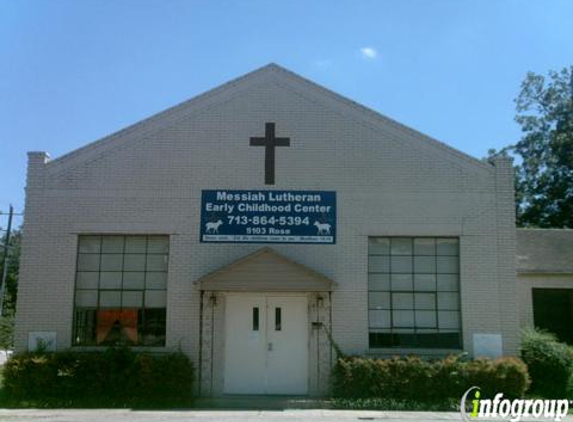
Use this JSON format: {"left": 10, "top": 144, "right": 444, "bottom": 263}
{"left": 1, "top": 0, "right": 572, "bottom": 224}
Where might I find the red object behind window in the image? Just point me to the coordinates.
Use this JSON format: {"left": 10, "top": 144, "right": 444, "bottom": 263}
{"left": 96, "top": 309, "right": 138, "bottom": 345}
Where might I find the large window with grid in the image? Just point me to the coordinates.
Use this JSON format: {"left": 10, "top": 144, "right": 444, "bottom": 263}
{"left": 73, "top": 235, "right": 168, "bottom": 347}
{"left": 368, "top": 237, "right": 461, "bottom": 349}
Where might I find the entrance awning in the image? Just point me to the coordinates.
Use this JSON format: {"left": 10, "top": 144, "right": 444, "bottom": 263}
{"left": 194, "top": 247, "right": 336, "bottom": 292}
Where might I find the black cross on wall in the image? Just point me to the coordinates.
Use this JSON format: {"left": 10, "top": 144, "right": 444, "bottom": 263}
{"left": 249, "top": 122, "right": 290, "bottom": 185}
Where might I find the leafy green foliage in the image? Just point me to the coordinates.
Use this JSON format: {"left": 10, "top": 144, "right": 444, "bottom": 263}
{"left": 0, "top": 229, "right": 20, "bottom": 350}
{"left": 520, "top": 328, "right": 573, "bottom": 398}
{"left": 490, "top": 66, "right": 573, "bottom": 228}
{"left": 1, "top": 348, "right": 195, "bottom": 407}
{"left": 0, "top": 229, "right": 20, "bottom": 316}
{"left": 0, "top": 315, "right": 14, "bottom": 351}
{"left": 331, "top": 355, "right": 530, "bottom": 401}
{"left": 331, "top": 397, "right": 459, "bottom": 411}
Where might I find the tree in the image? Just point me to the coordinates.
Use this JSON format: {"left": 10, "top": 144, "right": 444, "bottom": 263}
{"left": 0, "top": 228, "right": 21, "bottom": 349}
{"left": 496, "top": 66, "right": 573, "bottom": 228}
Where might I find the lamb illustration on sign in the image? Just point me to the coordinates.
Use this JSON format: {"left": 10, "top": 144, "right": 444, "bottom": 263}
{"left": 205, "top": 220, "right": 223, "bottom": 234}
{"left": 314, "top": 221, "right": 331, "bottom": 235}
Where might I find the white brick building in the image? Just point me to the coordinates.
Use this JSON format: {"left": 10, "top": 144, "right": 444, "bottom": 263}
{"left": 16, "top": 63, "right": 526, "bottom": 396}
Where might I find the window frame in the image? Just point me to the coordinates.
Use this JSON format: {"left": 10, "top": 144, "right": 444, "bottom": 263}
{"left": 368, "top": 236, "right": 463, "bottom": 350}
{"left": 72, "top": 234, "right": 169, "bottom": 348}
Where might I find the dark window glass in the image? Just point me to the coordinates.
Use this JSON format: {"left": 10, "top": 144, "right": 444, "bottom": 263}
{"left": 533, "top": 289, "right": 573, "bottom": 344}
{"left": 275, "top": 307, "right": 282, "bottom": 331}
{"left": 73, "top": 235, "right": 168, "bottom": 347}
{"left": 369, "top": 332, "right": 392, "bottom": 348}
{"left": 369, "top": 331, "right": 461, "bottom": 349}
{"left": 252, "top": 307, "right": 259, "bottom": 331}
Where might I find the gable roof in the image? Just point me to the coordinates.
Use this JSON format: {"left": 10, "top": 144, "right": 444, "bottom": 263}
{"left": 517, "top": 229, "right": 573, "bottom": 274}
{"left": 195, "top": 247, "right": 336, "bottom": 292}
{"left": 41, "top": 63, "right": 493, "bottom": 177}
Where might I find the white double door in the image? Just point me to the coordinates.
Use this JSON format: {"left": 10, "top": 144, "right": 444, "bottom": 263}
{"left": 224, "top": 295, "right": 308, "bottom": 395}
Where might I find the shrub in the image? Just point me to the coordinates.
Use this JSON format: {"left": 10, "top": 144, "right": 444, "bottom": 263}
{"left": 462, "top": 357, "right": 530, "bottom": 399}
{"left": 331, "top": 397, "right": 459, "bottom": 411}
{"left": 332, "top": 354, "right": 529, "bottom": 401}
{"left": 520, "top": 328, "right": 573, "bottom": 398}
{"left": 1, "top": 347, "right": 194, "bottom": 407}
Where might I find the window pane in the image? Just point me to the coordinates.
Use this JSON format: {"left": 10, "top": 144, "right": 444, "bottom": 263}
{"left": 436, "top": 332, "right": 461, "bottom": 349}
{"left": 414, "top": 274, "right": 436, "bottom": 291}
{"left": 146, "top": 255, "right": 168, "bottom": 272}
{"left": 415, "top": 293, "right": 436, "bottom": 310}
{"left": 124, "top": 254, "right": 146, "bottom": 271}
{"left": 123, "top": 272, "right": 145, "bottom": 289}
{"left": 369, "top": 310, "right": 391, "bottom": 328}
{"left": 414, "top": 256, "right": 436, "bottom": 273}
{"left": 96, "top": 309, "right": 137, "bottom": 346}
{"left": 140, "top": 308, "right": 166, "bottom": 346}
{"left": 100, "top": 291, "right": 121, "bottom": 308}
{"left": 76, "top": 290, "right": 98, "bottom": 307}
{"left": 415, "top": 332, "right": 438, "bottom": 348}
{"left": 438, "top": 311, "right": 460, "bottom": 329}
{"left": 252, "top": 307, "right": 259, "bottom": 331}
{"left": 391, "top": 274, "right": 413, "bottom": 291}
{"left": 391, "top": 256, "right": 412, "bottom": 273}
{"left": 392, "top": 310, "right": 414, "bottom": 327}
{"left": 145, "top": 291, "right": 167, "bottom": 308}
{"left": 77, "top": 272, "right": 99, "bottom": 289}
{"left": 369, "top": 292, "right": 390, "bottom": 309}
{"left": 125, "top": 236, "right": 146, "bottom": 253}
{"left": 437, "top": 256, "right": 459, "bottom": 273}
{"left": 146, "top": 272, "right": 167, "bottom": 290}
{"left": 437, "top": 238, "right": 458, "bottom": 255}
{"left": 369, "top": 256, "right": 390, "bottom": 273}
{"left": 369, "top": 238, "right": 389, "bottom": 255}
{"left": 438, "top": 292, "right": 459, "bottom": 310}
{"left": 122, "top": 291, "right": 143, "bottom": 308}
{"left": 275, "top": 307, "right": 282, "bottom": 331}
{"left": 437, "top": 274, "right": 459, "bottom": 291}
{"left": 147, "top": 236, "right": 169, "bottom": 253}
{"left": 369, "top": 332, "right": 392, "bottom": 348}
{"left": 78, "top": 254, "right": 100, "bottom": 271}
{"left": 391, "top": 238, "right": 412, "bottom": 255}
{"left": 414, "top": 238, "right": 435, "bottom": 255}
{"left": 79, "top": 236, "right": 101, "bottom": 253}
{"left": 100, "top": 272, "right": 122, "bottom": 289}
{"left": 415, "top": 311, "right": 437, "bottom": 328}
{"left": 74, "top": 309, "right": 97, "bottom": 345}
{"left": 101, "top": 236, "right": 124, "bottom": 253}
{"left": 368, "top": 273, "right": 390, "bottom": 291}
{"left": 392, "top": 293, "right": 413, "bottom": 309}
{"left": 101, "top": 254, "right": 123, "bottom": 271}
{"left": 392, "top": 332, "right": 417, "bottom": 347}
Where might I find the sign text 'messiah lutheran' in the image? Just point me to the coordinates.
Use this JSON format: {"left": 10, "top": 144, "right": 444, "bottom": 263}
{"left": 217, "top": 191, "right": 322, "bottom": 203}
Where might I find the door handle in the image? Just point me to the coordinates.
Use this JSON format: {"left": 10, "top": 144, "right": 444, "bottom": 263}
{"left": 268, "top": 342, "right": 273, "bottom": 351}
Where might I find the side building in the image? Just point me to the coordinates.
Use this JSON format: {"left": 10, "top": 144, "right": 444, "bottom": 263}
{"left": 517, "top": 228, "right": 573, "bottom": 344}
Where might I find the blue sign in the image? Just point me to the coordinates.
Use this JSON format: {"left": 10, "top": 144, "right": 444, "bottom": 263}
{"left": 200, "top": 190, "right": 336, "bottom": 244}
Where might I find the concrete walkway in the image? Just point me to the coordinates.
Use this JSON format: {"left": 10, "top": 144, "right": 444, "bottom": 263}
{"left": 0, "top": 409, "right": 458, "bottom": 421}
{"left": 0, "top": 409, "right": 572, "bottom": 422}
